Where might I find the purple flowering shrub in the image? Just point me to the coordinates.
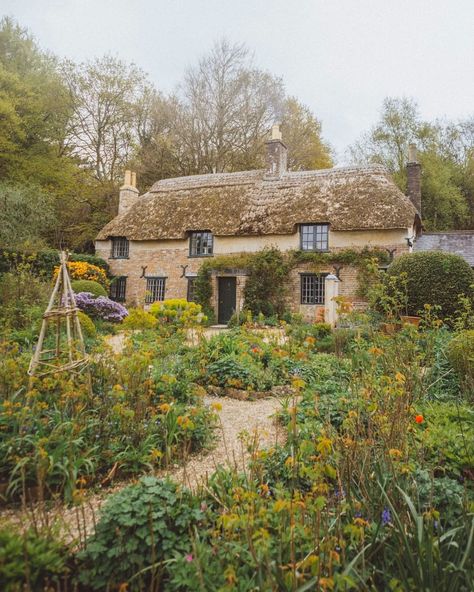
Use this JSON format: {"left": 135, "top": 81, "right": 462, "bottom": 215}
{"left": 75, "top": 292, "right": 128, "bottom": 322}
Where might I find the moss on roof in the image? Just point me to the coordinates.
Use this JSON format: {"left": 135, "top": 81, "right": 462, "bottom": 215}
{"left": 96, "top": 165, "right": 416, "bottom": 240}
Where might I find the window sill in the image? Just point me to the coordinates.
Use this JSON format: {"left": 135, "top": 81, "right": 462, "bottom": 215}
{"left": 109, "top": 256, "right": 130, "bottom": 260}
{"left": 299, "top": 249, "right": 330, "bottom": 254}
{"left": 188, "top": 254, "right": 214, "bottom": 258}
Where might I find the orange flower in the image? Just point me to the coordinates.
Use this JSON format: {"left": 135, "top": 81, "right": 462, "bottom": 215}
{"left": 415, "top": 414, "right": 424, "bottom": 424}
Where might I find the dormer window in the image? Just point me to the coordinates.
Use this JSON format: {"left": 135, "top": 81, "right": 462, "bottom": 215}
{"left": 300, "top": 224, "right": 329, "bottom": 252}
{"left": 111, "top": 236, "right": 129, "bottom": 259}
{"left": 189, "top": 231, "right": 213, "bottom": 257}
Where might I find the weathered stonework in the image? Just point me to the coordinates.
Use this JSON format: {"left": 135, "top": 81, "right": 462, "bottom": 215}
{"left": 96, "top": 233, "right": 410, "bottom": 321}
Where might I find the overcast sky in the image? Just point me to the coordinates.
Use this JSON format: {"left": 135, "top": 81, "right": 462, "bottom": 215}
{"left": 3, "top": 0, "right": 474, "bottom": 162}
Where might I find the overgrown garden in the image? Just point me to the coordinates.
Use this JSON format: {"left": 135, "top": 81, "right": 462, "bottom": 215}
{"left": 0, "top": 246, "right": 473, "bottom": 591}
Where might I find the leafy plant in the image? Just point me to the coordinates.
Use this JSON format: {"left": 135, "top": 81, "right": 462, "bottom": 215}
{"left": 71, "top": 279, "right": 107, "bottom": 297}
{"left": 77, "top": 477, "right": 205, "bottom": 591}
{"left": 0, "top": 528, "right": 69, "bottom": 591}
{"left": 387, "top": 252, "right": 474, "bottom": 320}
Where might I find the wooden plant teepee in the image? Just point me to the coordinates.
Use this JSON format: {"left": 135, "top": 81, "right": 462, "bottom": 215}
{"left": 28, "top": 251, "right": 89, "bottom": 378}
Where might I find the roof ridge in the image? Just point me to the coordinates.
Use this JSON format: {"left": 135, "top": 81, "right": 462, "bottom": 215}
{"left": 149, "top": 164, "right": 388, "bottom": 192}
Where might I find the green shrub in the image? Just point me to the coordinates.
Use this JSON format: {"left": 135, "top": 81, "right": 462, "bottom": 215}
{"left": 77, "top": 311, "right": 96, "bottom": 339}
{"left": 447, "top": 330, "right": 474, "bottom": 397}
{"left": 123, "top": 308, "right": 158, "bottom": 330}
{"left": 387, "top": 251, "right": 474, "bottom": 319}
{"left": 243, "top": 247, "right": 289, "bottom": 316}
{"left": 0, "top": 529, "right": 69, "bottom": 591}
{"left": 0, "top": 248, "right": 109, "bottom": 277}
{"left": 78, "top": 477, "right": 204, "bottom": 591}
{"left": 150, "top": 298, "right": 206, "bottom": 326}
{"left": 71, "top": 279, "right": 107, "bottom": 298}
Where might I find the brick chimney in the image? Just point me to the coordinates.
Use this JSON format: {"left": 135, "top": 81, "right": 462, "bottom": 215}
{"left": 265, "top": 124, "right": 287, "bottom": 178}
{"left": 118, "top": 170, "right": 139, "bottom": 215}
{"left": 406, "top": 144, "right": 421, "bottom": 214}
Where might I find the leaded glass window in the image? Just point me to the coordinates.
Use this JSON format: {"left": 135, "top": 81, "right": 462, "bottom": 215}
{"left": 300, "top": 224, "right": 329, "bottom": 252}
{"left": 111, "top": 237, "right": 129, "bottom": 258}
{"left": 189, "top": 232, "right": 213, "bottom": 256}
{"left": 300, "top": 274, "right": 326, "bottom": 305}
{"left": 145, "top": 277, "right": 166, "bottom": 304}
{"left": 110, "top": 276, "right": 127, "bottom": 302}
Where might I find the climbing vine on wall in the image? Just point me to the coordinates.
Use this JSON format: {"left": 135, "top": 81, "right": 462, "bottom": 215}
{"left": 195, "top": 247, "right": 391, "bottom": 320}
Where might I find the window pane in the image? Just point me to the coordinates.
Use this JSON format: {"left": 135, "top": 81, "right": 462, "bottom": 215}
{"left": 300, "top": 225, "right": 328, "bottom": 251}
{"left": 145, "top": 277, "right": 166, "bottom": 303}
{"left": 110, "top": 277, "right": 127, "bottom": 302}
{"left": 300, "top": 274, "right": 325, "bottom": 305}
{"left": 112, "top": 237, "right": 129, "bottom": 258}
{"left": 187, "top": 277, "right": 196, "bottom": 302}
{"left": 190, "top": 232, "right": 213, "bottom": 256}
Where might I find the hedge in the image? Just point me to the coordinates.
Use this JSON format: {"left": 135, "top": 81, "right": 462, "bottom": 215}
{"left": 0, "top": 248, "right": 109, "bottom": 277}
{"left": 71, "top": 280, "right": 107, "bottom": 298}
{"left": 387, "top": 251, "right": 474, "bottom": 319}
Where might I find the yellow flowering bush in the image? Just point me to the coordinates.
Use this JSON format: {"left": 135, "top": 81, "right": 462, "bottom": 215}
{"left": 53, "top": 261, "right": 109, "bottom": 289}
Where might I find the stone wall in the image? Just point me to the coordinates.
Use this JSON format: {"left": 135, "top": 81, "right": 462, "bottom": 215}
{"left": 95, "top": 233, "right": 409, "bottom": 320}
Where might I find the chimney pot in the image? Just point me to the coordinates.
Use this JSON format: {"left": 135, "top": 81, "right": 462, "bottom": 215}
{"left": 408, "top": 143, "right": 418, "bottom": 163}
{"left": 265, "top": 124, "right": 287, "bottom": 178}
{"left": 119, "top": 170, "right": 139, "bottom": 215}
{"left": 406, "top": 144, "right": 421, "bottom": 214}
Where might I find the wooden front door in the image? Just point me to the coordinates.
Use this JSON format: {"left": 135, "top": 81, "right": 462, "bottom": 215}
{"left": 218, "top": 277, "right": 236, "bottom": 324}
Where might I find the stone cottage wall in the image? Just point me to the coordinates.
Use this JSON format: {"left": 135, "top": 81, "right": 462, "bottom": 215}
{"left": 95, "top": 231, "right": 409, "bottom": 321}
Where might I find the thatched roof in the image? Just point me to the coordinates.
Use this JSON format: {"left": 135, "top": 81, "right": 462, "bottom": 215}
{"left": 96, "top": 165, "right": 417, "bottom": 240}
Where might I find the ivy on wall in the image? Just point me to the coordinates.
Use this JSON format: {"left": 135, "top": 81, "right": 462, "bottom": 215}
{"left": 195, "top": 247, "right": 391, "bottom": 320}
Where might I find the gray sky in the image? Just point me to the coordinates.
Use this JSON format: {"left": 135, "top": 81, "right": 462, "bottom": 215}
{"left": 3, "top": 0, "right": 474, "bottom": 162}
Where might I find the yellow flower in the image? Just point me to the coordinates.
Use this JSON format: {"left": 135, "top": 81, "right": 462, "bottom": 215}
{"left": 211, "top": 402, "right": 222, "bottom": 412}
{"left": 395, "top": 372, "right": 406, "bottom": 383}
{"left": 159, "top": 403, "right": 171, "bottom": 414}
{"left": 389, "top": 448, "right": 402, "bottom": 458}
{"left": 150, "top": 448, "right": 163, "bottom": 460}
{"left": 368, "top": 346, "right": 383, "bottom": 356}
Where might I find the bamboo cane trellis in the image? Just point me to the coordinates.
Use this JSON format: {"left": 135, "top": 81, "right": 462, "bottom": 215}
{"left": 28, "top": 251, "right": 89, "bottom": 378}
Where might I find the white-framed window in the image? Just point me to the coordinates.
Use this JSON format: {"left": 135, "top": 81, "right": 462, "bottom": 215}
{"left": 111, "top": 236, "right": 129, "bottom": 258}
{"left": 300, "top": 273, "right": 326, "bottom": 305}
{"left": 145, "top": 277, "right": 166, "bottom": 304}
{"left": 189, "top": 231, "right": 213, "bottom": 256}
{"left": 300, "top": 224, "right": 329, "bottom": 252}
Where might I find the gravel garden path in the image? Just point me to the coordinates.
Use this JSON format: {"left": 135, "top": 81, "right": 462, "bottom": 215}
{"left": 1, "top": 394, "right": 286, "bottom": 543}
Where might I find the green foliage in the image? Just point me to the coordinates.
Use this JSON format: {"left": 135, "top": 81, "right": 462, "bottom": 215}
{"left": 0, "top": 528, "right": 69, "bottom": 591}
{"left": 71, "top": 279, "right": 107, "bottom": 298}
{"left": 447, "top": 330, "right": 474, "bottom": 398}
{"left": 195, "top": 247, "right": 390, "bottom": 321}
{"left": 78, "top": 477, "right": 204, "bottom": 591}
{"left": 77, "top": 310, "right": 96, "bottom": 339}
{"left": 150, "top": 298, "right": 206, "bottom": 326}
{"left": 0, "top": 332, "right": 216, "bottom": 502}
{"left": 0, "top": 248, "right": 109, "bottom": 277}
{"left": 123, "top": 308, "right": 159, "bottom": 330}
{"left": 348, "top": 96, "right": 473, "bottom": 229}
{"left": 387, "top": 251, "right": 474, "bottom": 319}
{"left": 0, "top": 183, "right": 56, "bottom": 248}
{"left": 243, "top": 247, "right": 290, "bottom": 316}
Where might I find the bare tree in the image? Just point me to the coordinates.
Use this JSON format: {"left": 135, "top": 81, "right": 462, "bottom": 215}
{"left": 62, "top": 55, "right": 150, "bottom": 182}
{"left": 179, "top": 39, "right": 285, "bottom": 173}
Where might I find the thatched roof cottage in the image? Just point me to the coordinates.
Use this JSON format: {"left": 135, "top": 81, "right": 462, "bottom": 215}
{"left": 95, "top": 126, "right": 420, "bottom": 324}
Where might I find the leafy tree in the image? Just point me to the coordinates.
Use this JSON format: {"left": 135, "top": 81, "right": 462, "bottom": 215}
{"left": 281, "top": 97, "right": 333, "bottom": 170}
{"left": 348, "top": 97, "right": 472, "bottom": 230}
{"left": 0, "top": 183, "right": 55, "bottom": 248}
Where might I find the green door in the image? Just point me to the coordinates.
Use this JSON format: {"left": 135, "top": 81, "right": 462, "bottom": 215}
{"left": 218, "top": 277, "right": 236, "bottom": 324}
